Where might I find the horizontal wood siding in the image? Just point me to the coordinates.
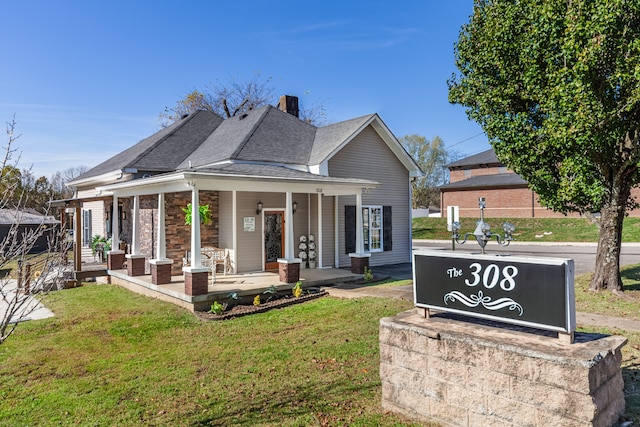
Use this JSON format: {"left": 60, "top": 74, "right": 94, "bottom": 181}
{"left": 218, "top": 191, "right": 233, "bottom": 249}
{"left": 328, "top": 125, "right": 411, "bottom": 267}
{"left": 321, "top": 195, "right": 335, "bottom": 267}
{"left": 82, "top": 201, "right": 105, "bottom": 261}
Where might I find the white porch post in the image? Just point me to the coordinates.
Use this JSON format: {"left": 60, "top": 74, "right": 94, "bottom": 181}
{"left": 317, "top": 193, "right": 323, "bottom": 268}
{"left": 149, "top": 192, "right": 173, "bottom": 284}
{"left": 355, "top": 192, "right": 364, "bottom": 254}
{"left": 107, "top": 194, "right": 125, "bottom": 270}
{"left": 182, "top": 184, "right": 208, "bottom": 296}
{"left": 131, "top": 195, "right": 140, "bottom": 254}
{"left": 156, "top": 193, "right": 167, "bottom": 260}
{"left": 277, "top": 191, "right": 301, "bottom": 283}
{"left": 189, "top": 185, "right": 202, "bottom": 268}
{"left": 334, "top": 195, "right": 340, "bottom": 268}
{"left": 111, "top": 195, "right": 119, "bottom": 246}
{"left": 126, "top": 194, "right": 146, "bottom": 276}
{"left": 284, "top": 191, "right": 294, "bottom": 259}
{"left": 349, "top": 190, "right": 371, "bottom": 273}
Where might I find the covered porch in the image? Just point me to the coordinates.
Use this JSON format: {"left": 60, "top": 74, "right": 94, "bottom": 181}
{"left": 96, "top": 168, "right": 378, "bottom": 299}
{"left": 108, "top": 265, "right": 362, "bottom": 312}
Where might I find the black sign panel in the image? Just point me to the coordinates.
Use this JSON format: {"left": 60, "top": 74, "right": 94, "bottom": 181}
{"left": 413, "top": 251, "right": 575, "bottom": 333}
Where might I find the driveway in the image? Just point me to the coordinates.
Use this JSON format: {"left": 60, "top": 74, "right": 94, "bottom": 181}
{"left": 0, "top": 279, "right": 54, "bottom": 324}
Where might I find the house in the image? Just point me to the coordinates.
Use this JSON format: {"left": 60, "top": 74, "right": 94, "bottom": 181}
{"left": 440, "top": 148, "right": 640, "bottom": 218}
{"left": 64, "top": 96, "right": 421, "bottom": 298}
{"left": 0, "top": 208, "right": 59, "bottom": 253}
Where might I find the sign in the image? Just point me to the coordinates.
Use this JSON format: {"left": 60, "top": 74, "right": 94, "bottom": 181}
{"left": 243, "top": 217, "right": 255, "bottom": 232}
{"left": 413, "top": 251, "right": 575, "bottom": 333}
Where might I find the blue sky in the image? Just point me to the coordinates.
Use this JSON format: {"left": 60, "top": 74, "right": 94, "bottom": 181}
{"left": 1, "top": 0, "right": 487, "bottom": 178}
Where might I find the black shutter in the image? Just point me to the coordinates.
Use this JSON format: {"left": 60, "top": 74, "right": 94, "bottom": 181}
{"left": 383, "top": 206, "right": 392, "bottom": 251}
{"left": 345, "top": 205, "right": 356, "bottom": 254}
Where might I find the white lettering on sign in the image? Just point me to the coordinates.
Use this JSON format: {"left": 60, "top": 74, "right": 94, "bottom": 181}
{"left": 447, "top": 267, "right": 463, "bottom": 278}
{"left": 463, "top": 262, "right": 519, "bottom": 291}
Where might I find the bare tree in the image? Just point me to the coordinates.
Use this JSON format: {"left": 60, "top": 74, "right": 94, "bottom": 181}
{"left": 159, "top": 73, "right": 327, "bottom": 126}
{"left": 0, "top": 116, "right": 69, "bottom": 345}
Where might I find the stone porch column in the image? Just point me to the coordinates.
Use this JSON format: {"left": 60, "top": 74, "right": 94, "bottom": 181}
{"left": 126, "top": 195, "right": 146, "bottom": 276}
{"left": 107, "top": 194, "right": 125, "bottom": 270}
{"left": 349, "top": 191, "right": 370, "bottom": 274}
{"left": 278, "top": 191, "right": 301, "bottom": 283}
{"left": 182, "top": 184, "right": 208, "bottom": 295}
{"left": 150, "top": 192, "right": 173, "bottom": 285}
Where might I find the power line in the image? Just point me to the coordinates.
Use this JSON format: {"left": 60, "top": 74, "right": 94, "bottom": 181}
{"left": 448, "top": 132, "right": 485, "bottom": 148}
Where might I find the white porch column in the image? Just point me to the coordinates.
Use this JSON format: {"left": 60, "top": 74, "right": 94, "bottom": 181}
{"left": 189, "top": 185, "right": 202, "bottom": 268}
{"left": 131, "top": 195, "right": 140, "bottom": 254}
{"left": 349, "top": 191, "right": 371, "bottom": 273}
{"left": 111, "top": 195, "right": 120, "bottom": 247}
{"left": 126, "top": 194, "right": 146, "bottom": 276}
{"left": 284, "top": 191, "right": 295, "bottom": 259}
{"left": 156, "top": 193, "right": 167, "bottom": 260}
{"left": 107, "top": 194, "right": 125, "bottom": 270}
{"left": 317, "top": 193, "right": 323, "bottom": 268}
{"left": 355, "top": 192, "right": 365, "bottom": 254}
{"left": 149, "top": 192, "right": 173, "bottom": 284}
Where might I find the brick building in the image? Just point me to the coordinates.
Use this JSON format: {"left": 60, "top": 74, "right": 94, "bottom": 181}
{"left": 439, "top": 148, "right": 640, "bottom": 218}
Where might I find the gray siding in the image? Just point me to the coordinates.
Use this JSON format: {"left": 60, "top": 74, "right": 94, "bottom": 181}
{"left": 328, "top": 125, "right": 411, "bottom": 267}
{"left": 218, "top": 191, "right": 234, "bottom": 270}
{"left": 321, "top": 195, "right": 335, "bottom": 267}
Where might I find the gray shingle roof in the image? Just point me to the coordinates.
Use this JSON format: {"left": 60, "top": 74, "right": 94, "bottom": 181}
{"left": 193, "top": 163, "right": 377, "bottom": 184}
{"left": 179, "top": 105, "right": 317, "bottom": 169}
{"left": 439, "top": 173, "right": 528, "bottom": 190}
{"left": 0, "top": 209, "right": 59, "bottom": 225}
{"left": 70, "top": 105, "right": 411, "bottom": 186}
{"left": 446, "top": 148, "right": 501, "bottom": 169}
{"left": 73, "top": 110, "right": 224, "bottom": 181}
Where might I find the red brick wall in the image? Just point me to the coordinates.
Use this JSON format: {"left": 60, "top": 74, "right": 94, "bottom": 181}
{"left": 442, "top": 187, "right": 640, "bottom": 218}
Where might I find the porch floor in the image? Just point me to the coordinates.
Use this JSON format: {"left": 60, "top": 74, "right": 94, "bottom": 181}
{"left": 108, "top": 267, "right": 362, "bottom": 312}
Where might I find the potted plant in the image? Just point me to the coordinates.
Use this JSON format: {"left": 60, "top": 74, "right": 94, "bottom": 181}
{"left": 183, "top": 203, "right": 212, "bottom": 226}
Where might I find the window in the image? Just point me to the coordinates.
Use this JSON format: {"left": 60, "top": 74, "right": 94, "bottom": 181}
{"left": 82, "top": 210, "right": 92, "bottom": 247}
{"left": 345, "top": 205, "right": 392, "bottom": 254}
{"left": 362, "top": 206, "right": 382, "bottom": 252}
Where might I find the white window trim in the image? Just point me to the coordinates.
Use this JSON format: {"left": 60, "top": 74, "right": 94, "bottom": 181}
{"left": 363, "top": 205, "right": 383, "bottom": 253}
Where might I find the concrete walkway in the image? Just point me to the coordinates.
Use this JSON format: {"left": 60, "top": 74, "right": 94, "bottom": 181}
{"left": 0, "top": 279, "right": 54, "bottom": 324}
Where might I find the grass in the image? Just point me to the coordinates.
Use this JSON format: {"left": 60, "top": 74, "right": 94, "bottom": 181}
{"left": 0, "top": 285, "right": 425, "bottom": 427}
{"left": 412, "top": 216, "right": 640, "bottom": 242}
{"left": 575, "top": 264, "right": 640, "bottom": 320}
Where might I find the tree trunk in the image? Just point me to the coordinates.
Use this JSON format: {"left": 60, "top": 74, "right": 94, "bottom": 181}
{"left": 590, "top": 187, "right": 629, "bottom": 294}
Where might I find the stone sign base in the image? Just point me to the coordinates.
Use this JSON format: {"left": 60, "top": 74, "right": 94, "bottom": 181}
{"left": 380, "top": 309, "right": 627, "bottom": 427}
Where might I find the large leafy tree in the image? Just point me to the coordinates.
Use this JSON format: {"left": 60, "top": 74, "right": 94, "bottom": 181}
{"left": 448, "top": 0, "right": 640, "bottom": 293}
{"left": 400, "top": 135, "right": 450, "bottom": 208}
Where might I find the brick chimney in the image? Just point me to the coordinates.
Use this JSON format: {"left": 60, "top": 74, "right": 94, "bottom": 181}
{"left": 279, "top": 95, "right": 299, "bottom": 118}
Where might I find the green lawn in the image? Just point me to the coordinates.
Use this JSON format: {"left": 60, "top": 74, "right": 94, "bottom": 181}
{"left": 2, "top": 255, "right": 640, "bottom": 425}
{"left": 0, "top": 285, "right": 426, "bottom": 427}
{"left": 412, "top": 216, "right": 640, "bottom": 242}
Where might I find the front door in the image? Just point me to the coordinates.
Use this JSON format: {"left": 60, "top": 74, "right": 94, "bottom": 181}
{"left": 264, "top": 211, "right": 284, "bottom": 270}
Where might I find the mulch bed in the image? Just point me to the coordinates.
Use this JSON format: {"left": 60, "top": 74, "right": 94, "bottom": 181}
{"left": 195, "top": 289, "right": 328, "bottom": 321}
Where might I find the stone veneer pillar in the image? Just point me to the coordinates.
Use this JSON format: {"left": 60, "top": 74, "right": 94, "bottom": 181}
{"left": 349, "top": 254, "right": 370, "bottom": 274}
{"left": 379, "top": 309, "right": 627, "bottom": 427}
{"left": 183, "top": 268, "right": 209, "bottom": 296}
{"left": 126, "top": 254, "right": 146, "bottom": 276}
{"left": 107, "top": 251, "right": 125, "bottom": 270}
{"left": 278, "top": 259, "right": 300, "bottom": 283}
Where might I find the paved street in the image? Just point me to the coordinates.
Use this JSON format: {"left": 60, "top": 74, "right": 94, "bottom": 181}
{"left": 412, "top": 240, "right": 640, "bottom": 276}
